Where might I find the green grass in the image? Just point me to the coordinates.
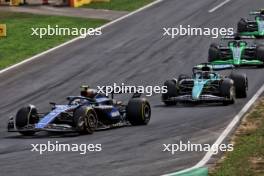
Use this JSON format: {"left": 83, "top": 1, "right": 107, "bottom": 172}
{"left": 0, "top": 12, "right": 107, "bottom": 69}
{"left": 210, "top": 99, "right": 264, "bottom": 176}
{"left": 83, "top": 0, "right": 154, "bottom": 11}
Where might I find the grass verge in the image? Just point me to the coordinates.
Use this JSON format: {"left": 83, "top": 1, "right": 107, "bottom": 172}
{"left": 83, "top": 0, "right": 154, "bottom": 11}
{"left": 210, "top": 98, "right": 264, "bottom": 176}
{"left": 0, "top": 12, "right": 107, "bottom": 69}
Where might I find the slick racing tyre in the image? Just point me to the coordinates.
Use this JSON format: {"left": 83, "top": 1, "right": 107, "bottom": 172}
{"left": 256, "top": 45, "right": 264, "bottom": 67}
{"left": 74, "top": 107, "right": 98, "bottom": 134}
{"left": 220, "top": 79, "right": 235, "bottom": 105}
{"left": 15, "top": 105, "right": 38, "bottom": 136}
{"left": 208, "top": 43, "right": 220, "bottom": 62}
{"left": 229, "top": 72, "right": 248, "bottom": 98}
{"left": 237, "top": 18, "right": 248, "bottom": 33}
{"left": 127, "top": 98, "right": 151, "bottom": 126}
{"left": 162, "top": 80, "right": 178, "bottom": 106}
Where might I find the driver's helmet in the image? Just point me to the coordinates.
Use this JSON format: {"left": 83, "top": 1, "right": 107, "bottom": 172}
{"left": 234, "top": 34, "right": 241, "bottom": 40}
{"left": 201, "top": 66, "right": 212, "bottom": 79}
{"left": 80, "top": 85, "right": 97, "bottom": 98}
{"left": 260, "top": 9, "right": 264, "bottom": 15}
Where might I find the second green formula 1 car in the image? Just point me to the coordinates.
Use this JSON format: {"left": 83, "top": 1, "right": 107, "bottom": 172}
{"left": 238, "top": 9, "right": 264, "bottom": 38}
{"left": 208, "top": 35, "right": 264, "bottom": 67}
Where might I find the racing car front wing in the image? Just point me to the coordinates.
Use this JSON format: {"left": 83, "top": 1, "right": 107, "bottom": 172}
{"left": 7, "top": 116, "right": 130, "bottom": 133}
{"left": 164, "top": 94, "right": 228, "bottom": 103}
{"left": 7, "top": 117, "right": 77, "bottom": 133}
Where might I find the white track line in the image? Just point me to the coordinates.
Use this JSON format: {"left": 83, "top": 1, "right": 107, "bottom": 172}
{"left": 164, "top": 83, "right": 264, "bottom": 176}
{"left": 0, "top": 0, "right": 163, "bottom": 75}
{"left": 208, "top": 0, "right": 231, "bottom": 13}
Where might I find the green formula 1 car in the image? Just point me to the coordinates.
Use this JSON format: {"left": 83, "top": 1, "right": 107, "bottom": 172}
{"left": 208, "top": 35, "right": 264, "bottom": 67}
{"left": 238, "top": 9, "right": 264, "bottom": 38}
{"left": 162, "top": 63, "right": 248, "bottom": 106}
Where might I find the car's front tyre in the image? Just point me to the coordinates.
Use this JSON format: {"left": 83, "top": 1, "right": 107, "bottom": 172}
{"left": 15, "top": 105, "right": 38, "bottom": 136}
{"left": 162, "top": 80, "right": 178, "bottom": 106}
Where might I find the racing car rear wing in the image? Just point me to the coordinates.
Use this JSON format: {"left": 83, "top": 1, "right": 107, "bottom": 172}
{"left": 210, "top": 64, "right": 235, "bottom": 70}
{"left": 111, "top": 92, "right": 142, "bottom": 99}
{"left": 249, "top": 10, "right": 264, "bottom": 15}
{"left": 106, "top": 89, "right": 142, "bottom": 99}
{"left": 221, "top": 35, "right": 255, "bottom": 40}
{"left": 194, "top": 63, "right": 235, "bottom": 71}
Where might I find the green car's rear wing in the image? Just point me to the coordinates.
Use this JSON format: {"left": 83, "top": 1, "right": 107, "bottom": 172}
{"left": 249, "top": 9, "right": 264, "bottom": 15}
{"left": 194, "top": 63, "right": 235, "bottom": 71}
{"left": 221, "top": 35, "right": 255, "bottom": 40}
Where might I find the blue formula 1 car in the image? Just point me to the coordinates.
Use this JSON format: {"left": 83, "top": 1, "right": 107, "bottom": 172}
{"left": 162, "top": 63, "right": 248, "bottom": 105}
{"left": 7, "top": 86, "right": 151, "bottom": 136}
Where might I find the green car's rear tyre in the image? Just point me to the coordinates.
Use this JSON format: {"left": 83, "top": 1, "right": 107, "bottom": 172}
{"left": 220, "top": 79, "right": 235, "bottom": 105}
{"left": 208, "top": 43, "right": 220, "bottom": 62}
{"left": 237, "top": 18, "right": 248, "bottom": 33}
{"left": 229, "top": 73, "right": 248, "bottom": 98}
{"left": 256, "top": 45, "right": 264, "bottom": 68}
{"left": 127, "top": 98, "right": 151, "bottom": 126}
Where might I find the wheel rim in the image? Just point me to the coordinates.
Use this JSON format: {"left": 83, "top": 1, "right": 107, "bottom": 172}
{"left": 143, "top": 104, "right": 150, "bottom": 121}
{"left": 230, "top": 86, "right": 235, "bottom": 100}
{"left": 86, "top": 113, "right": 97, "bottom": 129}
{"left": 78, "top": 116, "right": 85, "bottom": 130}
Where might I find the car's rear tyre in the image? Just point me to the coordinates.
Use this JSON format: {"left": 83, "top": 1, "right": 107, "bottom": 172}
{"left": 74, "top": 107, "right": 98, "bottom": 134}
{"left": 210, "top": 43, "right": 218, "bottom": 48}
{"left": 237, "top": 18, "right": 248, "bottom": 33}
{"left": 162, "top": 80, "right": 178, "bottom": 106}
{"left": 208, "top": 44, "right": 220, "bottom": 62}
{"left": 16, "top": 105, "right": 38, "bottom": 136}
{"left": 229, "top": 72, "right": 248, "bottom": 98}
{"left": 127, "top": 98, "right": 151, "bottom": 125}
{"left": 220, "top": 79, "right": 235, "bottom": 105}
{"left": 256, "top": 45, "right": 264, "bottom": 68}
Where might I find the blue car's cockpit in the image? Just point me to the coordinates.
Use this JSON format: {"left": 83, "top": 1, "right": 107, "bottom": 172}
{"left": 79, "top": 85, "right": 114, "bottom": 105}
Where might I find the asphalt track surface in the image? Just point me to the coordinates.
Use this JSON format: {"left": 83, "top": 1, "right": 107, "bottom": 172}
{"left": 1, "top": 0, "right": 264, "bottom": 175}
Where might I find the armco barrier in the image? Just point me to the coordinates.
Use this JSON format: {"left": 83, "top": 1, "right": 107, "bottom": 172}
{"left": 70, "top": 0, "right": 110, "bottom": 8}
{"left": 0, "top": 24, "right": 7, "bottom": 37}
{"left": 10, "top": 0, "right": 21, "bottom": 6}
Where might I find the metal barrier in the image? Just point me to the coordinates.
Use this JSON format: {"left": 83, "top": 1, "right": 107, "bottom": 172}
{"left": 69, "top": 0, "right": 110, "bottom": 8}
{"left": 0, "top": 24, "right": 7, "bottom": 37}
{"left": 0, "top": 0, "right": 110, "bottom": 7}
